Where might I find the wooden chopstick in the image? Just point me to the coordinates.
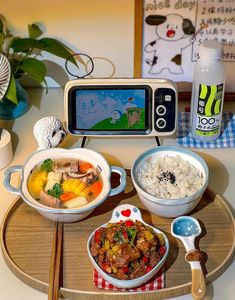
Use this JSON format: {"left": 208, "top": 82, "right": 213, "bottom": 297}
{"left": 48, "top": 222, "right": 58, "bottom": 300}
{"left": 53, "top": 222, "right": 63, "bottom": 300}
{"left": 48, "top": 222, "right": 63, "bottom": 300}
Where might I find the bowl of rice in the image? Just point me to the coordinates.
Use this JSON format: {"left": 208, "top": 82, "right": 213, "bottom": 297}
{"left": 131, "top": 146, "right": 209, "bottom": 218}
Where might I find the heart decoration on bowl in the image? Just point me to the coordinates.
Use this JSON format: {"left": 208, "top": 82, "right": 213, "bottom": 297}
{"left": 121, "top": 209, "right": 131, "bottom": 217}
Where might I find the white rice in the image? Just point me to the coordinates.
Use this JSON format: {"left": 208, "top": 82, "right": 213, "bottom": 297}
{"left": 136, "top": 155, "right": 204, "bottom": 199}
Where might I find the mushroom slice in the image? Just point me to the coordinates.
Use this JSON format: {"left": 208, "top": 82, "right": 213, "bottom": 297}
{"left": 82, "top": 170, "right": 98, "bottom": 185}
{"left": 54, "top": 162, "right": 71, "bottom": 173}
{"left": 67, "top": 168, "right": 94, "bottom": 179}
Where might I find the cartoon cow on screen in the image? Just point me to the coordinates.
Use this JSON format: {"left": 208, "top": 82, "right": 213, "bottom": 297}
{"left": 144, "top": 14, "right": 195, "bottom": 74}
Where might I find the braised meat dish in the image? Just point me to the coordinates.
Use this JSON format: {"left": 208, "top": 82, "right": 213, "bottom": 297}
{"left": 90, "top": 220, "right": 166, "bottom": 280}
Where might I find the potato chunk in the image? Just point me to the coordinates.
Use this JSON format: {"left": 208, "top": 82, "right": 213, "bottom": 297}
{"left": 63, "top": 196, "right": 88, "bottom": 209}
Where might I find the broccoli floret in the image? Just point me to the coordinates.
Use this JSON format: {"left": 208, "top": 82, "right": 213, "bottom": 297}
{"left": 41, "top": 159, "right": 53, "bottom": 172}
{"left": 47, "top": 183, "right": 63, "bottom": 198}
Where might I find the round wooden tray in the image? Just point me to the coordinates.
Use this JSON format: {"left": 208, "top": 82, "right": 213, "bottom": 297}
{"left": 1, "top": 171, "right": 235, "bottom": 300}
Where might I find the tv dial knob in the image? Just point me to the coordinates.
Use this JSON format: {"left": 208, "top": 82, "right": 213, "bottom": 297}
{"left": 156, "top": 105, "right": 166, "bottom": 116}
{"left": 156, "top": 118, "right": 166, "bottom": 129}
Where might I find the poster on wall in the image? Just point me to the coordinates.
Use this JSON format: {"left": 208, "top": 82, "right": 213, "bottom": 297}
{"left": 142, "top": 0, "right": 235, "bottom": 82}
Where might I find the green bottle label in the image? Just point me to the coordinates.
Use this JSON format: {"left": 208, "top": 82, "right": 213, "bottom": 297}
{"left": 195, "top": 83, "right": 223, "bottom": 136}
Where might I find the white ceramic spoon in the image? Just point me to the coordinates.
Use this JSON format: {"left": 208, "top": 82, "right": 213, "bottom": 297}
{"left": 171, "top": 216, "right": 206, "bottom": 300}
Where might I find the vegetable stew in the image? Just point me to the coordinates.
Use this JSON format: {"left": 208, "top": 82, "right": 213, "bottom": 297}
{"left": 28, "top": 158, "right": 102, "bottom": 209}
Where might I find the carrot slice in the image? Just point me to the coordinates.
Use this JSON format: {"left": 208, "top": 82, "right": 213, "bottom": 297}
{"left": 79, "top": 162, "right": 93, "bottom": 173}
{"left": 59, "top": 192, "right": 76, "bottom": 202}
{"left": 90, "top": 181, "right": 103, "bottom": 197}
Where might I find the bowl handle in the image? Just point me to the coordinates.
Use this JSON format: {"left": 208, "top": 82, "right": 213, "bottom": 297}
{"left": 109, "top": 166, "right": 126, "bottom": 196}
{"left": 3, "top": 165, "right": 22, "bottom": 194}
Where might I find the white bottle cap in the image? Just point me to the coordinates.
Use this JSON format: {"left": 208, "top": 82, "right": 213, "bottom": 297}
{"left": 199, "top": 40, "right": 223, "bottom": 60}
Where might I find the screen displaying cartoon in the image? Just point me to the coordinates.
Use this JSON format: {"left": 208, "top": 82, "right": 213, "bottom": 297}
{"left": 75, "top": 89, "right": 148, "bottom": 131}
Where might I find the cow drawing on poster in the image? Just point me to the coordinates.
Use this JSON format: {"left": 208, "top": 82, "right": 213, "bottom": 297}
{"left": 144, "top": 14, "right": 195, "bottom": 74}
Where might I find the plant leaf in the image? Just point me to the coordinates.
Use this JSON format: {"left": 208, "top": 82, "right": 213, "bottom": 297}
{"left": 9, "top": 58, "right": 20, "bottom": 77}
{"left": 0, "top": 32, "right": 4, "bottom": 52}
{"left": 0, "top": 19, "right": 3, "bottom": 33}
{"left": 19, "top": 57, "right": 47, "bottom": 84}
{"left": 5, "top": 76, "right": 18, "bottom": 104}
{"left": 28, "top": 23, "right": 43, "bottom": 39}
{"left": 10, "top": 38, "right": 44, "bottom": 52}
{"left": 43, "top": 78, "right": 48, "bottom": 93}
{"left": 39, "top": 38, "right": 77, "bottom": 66}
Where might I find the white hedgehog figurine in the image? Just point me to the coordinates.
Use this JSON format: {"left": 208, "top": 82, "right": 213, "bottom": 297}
{"left": 34, "top": 116, "right": 66, "bottom": 151}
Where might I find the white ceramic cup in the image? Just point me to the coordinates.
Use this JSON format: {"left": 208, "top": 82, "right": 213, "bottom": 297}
{"left": 0, "top": 129, "right": 13, "bottom": 169}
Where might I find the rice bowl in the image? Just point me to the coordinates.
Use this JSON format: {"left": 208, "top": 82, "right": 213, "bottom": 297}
{"left": 131, "top": 146, "right": 209, "bottom": 218}
{"left": 136, "top": 154, "right": 204, "bottom": 199}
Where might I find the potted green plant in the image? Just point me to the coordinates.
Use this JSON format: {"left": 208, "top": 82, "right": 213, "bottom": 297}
{"left": 0, "top": 16, "right": 80, "bottom": 119}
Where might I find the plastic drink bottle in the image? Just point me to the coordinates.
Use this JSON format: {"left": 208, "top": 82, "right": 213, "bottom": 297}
{"left": 190, "top": 40, "right": 225, "bottom": 141}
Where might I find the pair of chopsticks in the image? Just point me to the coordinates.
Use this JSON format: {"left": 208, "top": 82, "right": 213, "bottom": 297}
{"left": 48, "top": 222, "right": 64, "bottom": 300}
